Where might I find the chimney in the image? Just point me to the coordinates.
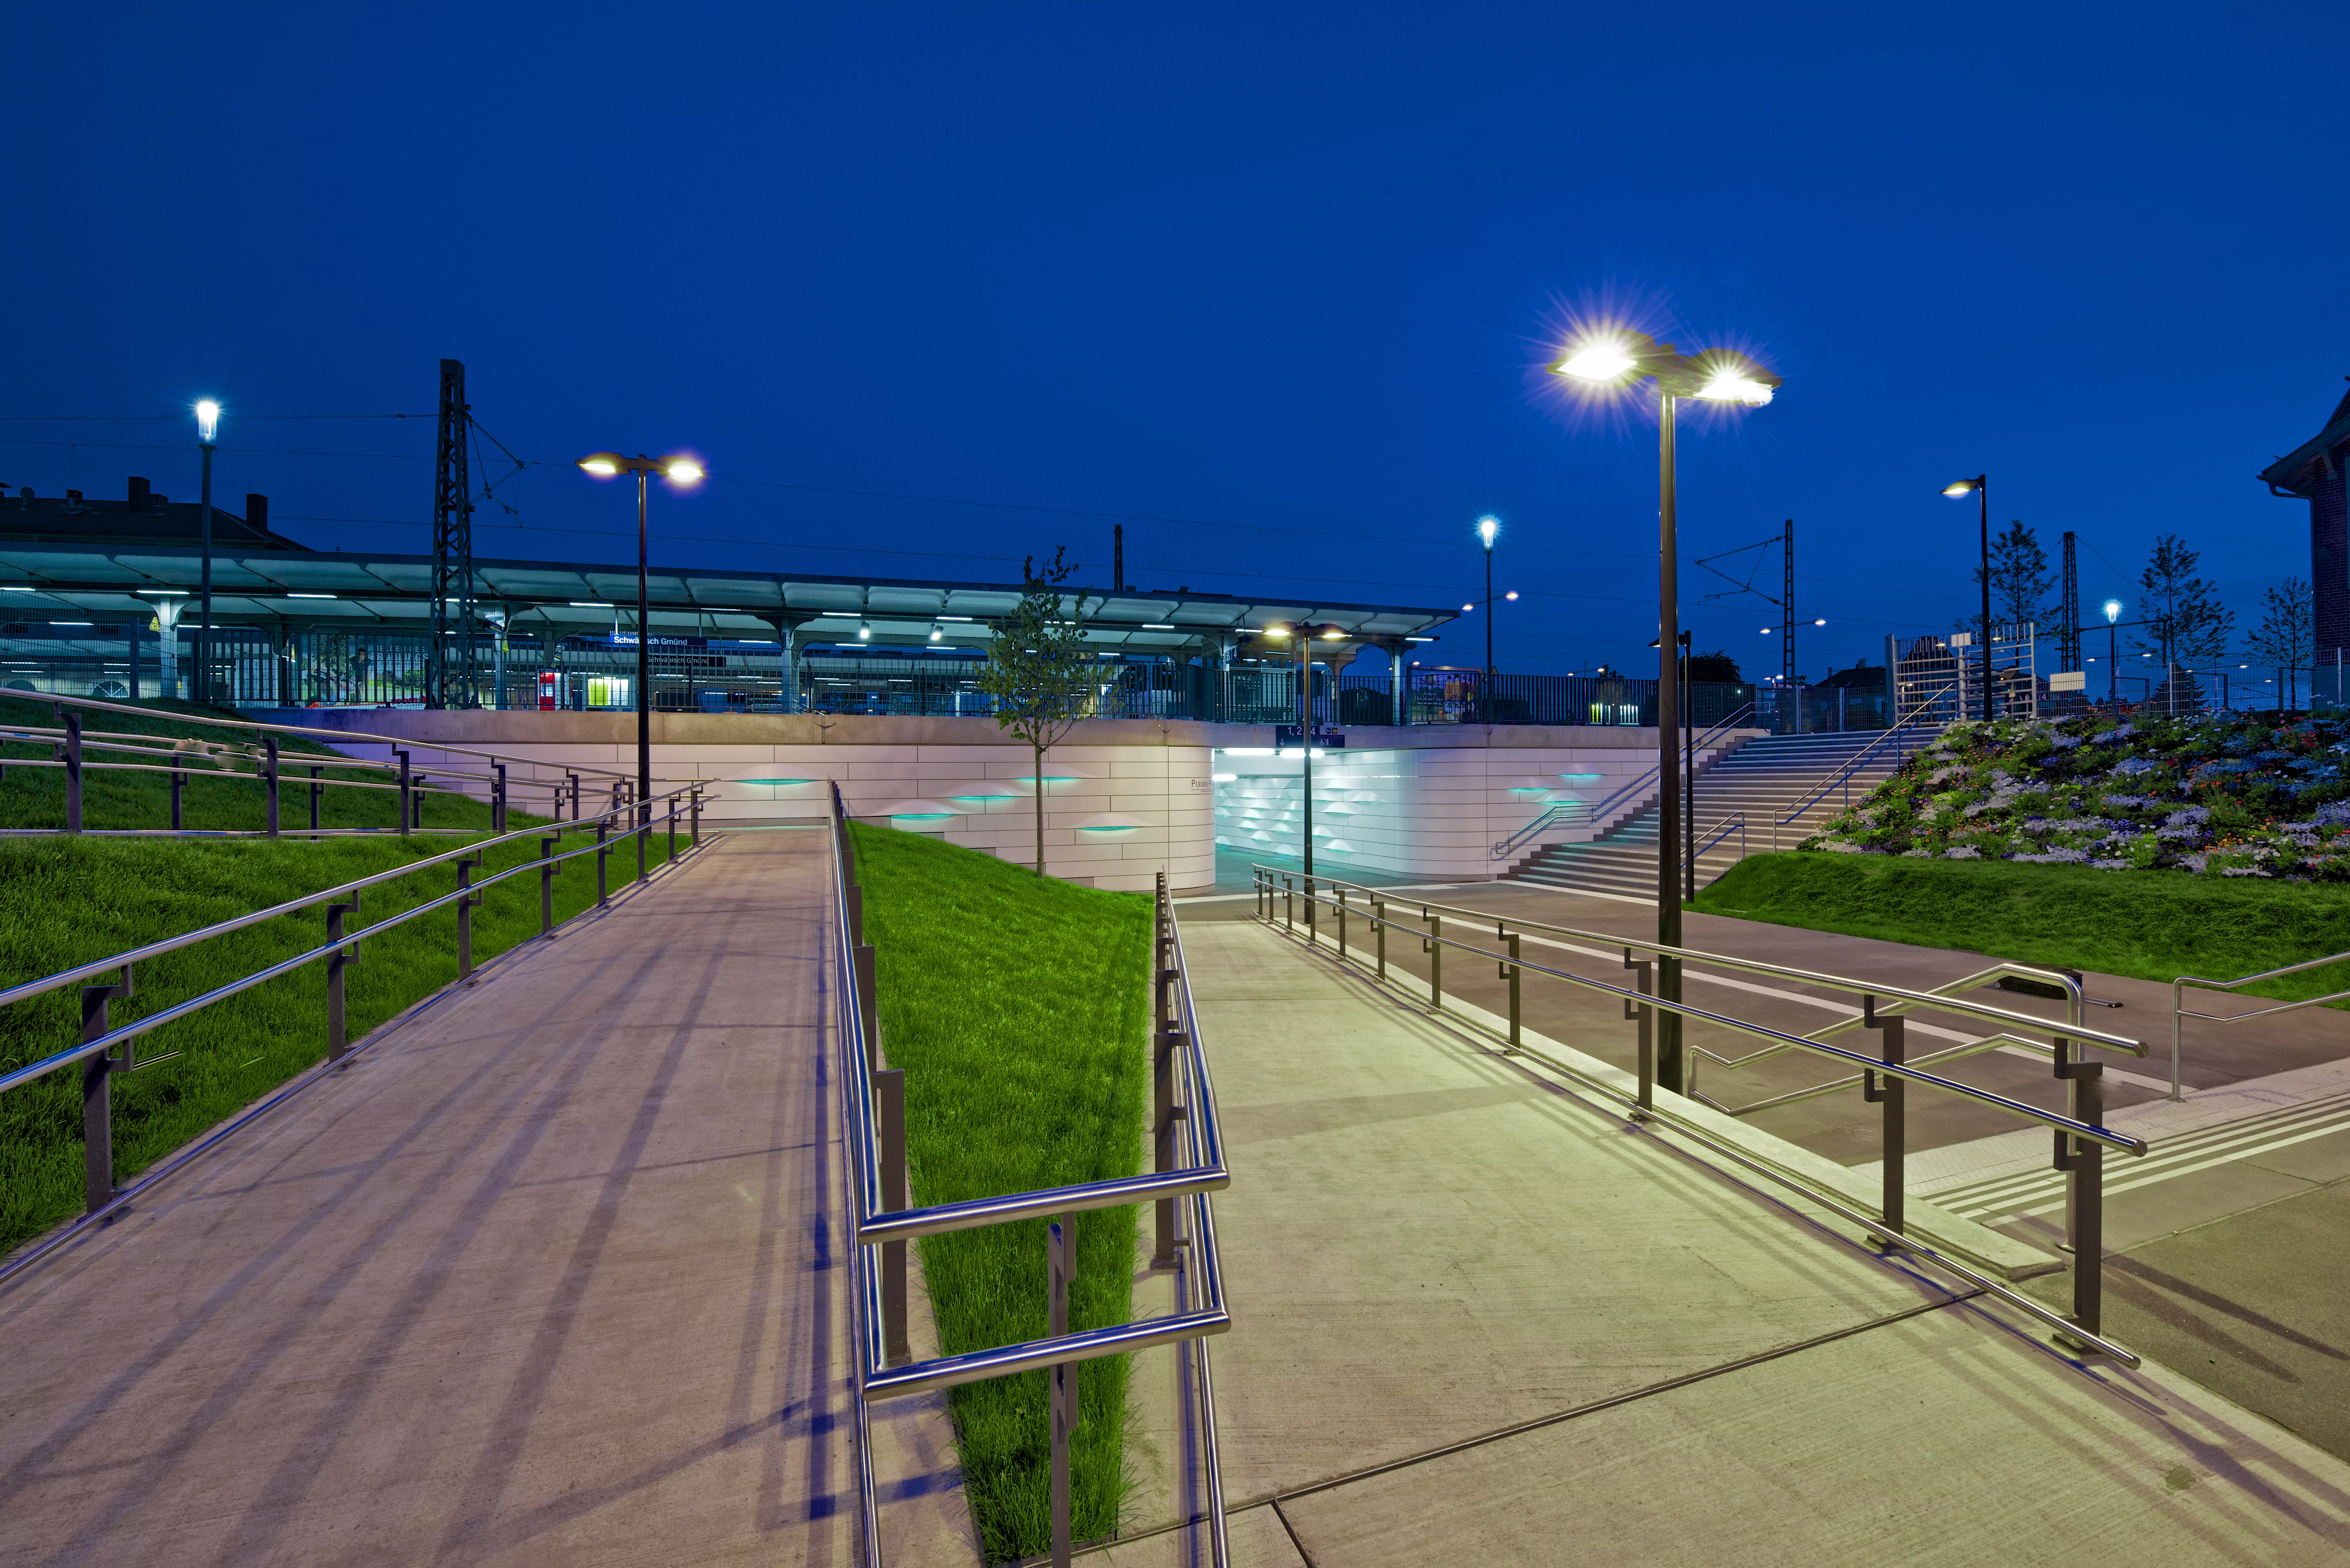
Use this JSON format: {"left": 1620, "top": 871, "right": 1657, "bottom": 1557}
{"left": 128, "top": 476, "right": 150, "bottom": 509}
{"left": 65, "top": 489, "right": 85, "bottom": 512}
{"left": 245, "top": 493, "right": 269, "bottom": 532}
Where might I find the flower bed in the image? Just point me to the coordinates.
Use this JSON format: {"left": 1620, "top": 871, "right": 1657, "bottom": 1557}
{"left": 1807, "top": 711, "right": 2350, "bottom": 880}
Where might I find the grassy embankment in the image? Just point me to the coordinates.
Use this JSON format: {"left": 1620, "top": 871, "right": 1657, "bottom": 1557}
{"left": 848, "top": 823, "right": 1152, "bottom": 1564}
{"left": 1693, "top": 851, "right": 2350, "bottom": 1003}
{"left": 0, "top": 697, "right": 681, "bottom": 1256}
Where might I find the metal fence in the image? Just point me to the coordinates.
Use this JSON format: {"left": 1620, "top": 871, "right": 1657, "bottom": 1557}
{"left": 0, "top": 781, "right": 711, "bottom": 1290}
{"left": 830, "top": 787, "right": 1231, "bottom": 1567}
{"left": 1252, "top": 866, "right": 2151, "bottom": 1362}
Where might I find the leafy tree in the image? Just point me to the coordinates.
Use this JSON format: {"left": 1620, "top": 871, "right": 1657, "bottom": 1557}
{"left": 2245, "top": 576, "right": 2315, "bottom": 709}
{"left": 1687, "top": 649, "right": 1743, "bottom": 683}
{"left": 979, "top": 547, "right": 1097, "bottom": 875}
{"left": 2130, "top": 533, "right": 2233, "bottom": 672}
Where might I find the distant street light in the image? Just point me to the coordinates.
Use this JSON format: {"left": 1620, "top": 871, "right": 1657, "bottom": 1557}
{"left": 1552, "top": 329, "right": 1780, "bottom": 1095}
{"left": 194, "top": 400, "right": 220, "bottom": 704}
{"left": 1471, "top": 515, "right": 1518, "bottom": 722}
{"left": 1941, "top": 475, "right": 1993, "bottom": 721}
{"left": 2104, "top": 599, "right": 2124, "bottom": 705}
{"left": 577, "top": 451, "right": 704, "bottom": 830}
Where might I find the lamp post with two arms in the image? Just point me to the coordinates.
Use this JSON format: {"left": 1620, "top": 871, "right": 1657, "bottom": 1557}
{"left": 577, "top": 452, "right": 705, "bottom": 834}
{"left": 1550, "top": 331, "right": 1781, "bottom": 1095}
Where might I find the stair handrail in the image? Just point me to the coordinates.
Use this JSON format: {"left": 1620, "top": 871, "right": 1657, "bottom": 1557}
{"left": 1490, "top": 702, "right": 1758, "bottom": 860}
{"left": 1686, "top": 810, "right": 1746, "bottom": 871}
{"left": 1768, "top": 684, "right": 1955, "bottom": 848}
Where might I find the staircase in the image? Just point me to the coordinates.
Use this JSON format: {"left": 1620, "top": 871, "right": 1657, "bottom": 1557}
{"left": 1504, "top": 729, "right": 1927, "bottom": 898}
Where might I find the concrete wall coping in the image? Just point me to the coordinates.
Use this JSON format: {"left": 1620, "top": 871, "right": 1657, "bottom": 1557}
{"left": 244, "top": 708, "right": 1762, "bottom": 752}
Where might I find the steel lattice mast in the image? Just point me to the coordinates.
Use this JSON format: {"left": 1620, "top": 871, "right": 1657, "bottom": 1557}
{"left": 428, "top": 358, "right": 478, "bottom": 708}
{"left": 1781, "top": 518, "right": 1795, "bottom": 687}
{"left": 2059, "top": 529, "right": 2081, "bottom": 676}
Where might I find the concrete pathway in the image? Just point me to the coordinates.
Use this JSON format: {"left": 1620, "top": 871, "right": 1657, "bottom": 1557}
{"left": 0, "top": 830, "right": 971, "bottom": 1567}
{"left": 1116, "top": 916, "right": 2350, "bottom": 1566}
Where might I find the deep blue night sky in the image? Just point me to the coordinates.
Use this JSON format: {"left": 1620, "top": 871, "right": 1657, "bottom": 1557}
{"left": 10, "top": 2, "right": 2349, "bottom": 682}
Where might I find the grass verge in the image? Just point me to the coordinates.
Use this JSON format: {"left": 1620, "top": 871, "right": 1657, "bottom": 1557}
{"left": 1693, "top": 851, "right": 2350, "bottom": 1003}
{"left": 0, "top": 823, "right": 682, "bottom": 1257}
{"left": 848, "top": 823, "right": 1152, "bottom": 1564}
{"left": 1, "top": 692, "right": 512, "bottom": 833}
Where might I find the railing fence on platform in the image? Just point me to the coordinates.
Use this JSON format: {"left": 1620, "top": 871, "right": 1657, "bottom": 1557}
{"left": 1252, "top": 864, "right": 2151, "bottom": 1363}
{"left": 831, "top": 786, "right": 1231, "bottom": 1568}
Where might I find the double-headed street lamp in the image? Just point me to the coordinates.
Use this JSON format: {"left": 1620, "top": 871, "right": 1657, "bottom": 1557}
{"left": 1940, "top": 475, "right": 1994, "bottom": 721}
{"left": 195, "top": 400, "right": 220, "bottom": 705}
{"left": 577, "top": 451, "right": 705, "bottom": 828}
{"left": 1551, "top": 330, "right": 1780, "bottom": 1095}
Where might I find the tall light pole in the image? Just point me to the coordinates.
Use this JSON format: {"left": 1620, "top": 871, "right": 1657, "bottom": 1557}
{"left": 1478, "top": 515, "right": 1499, "bottom": 721}
{"left": 1272, "top": 620, "right": 1346, "bottom": 887}
{"left": 194, "top": 400, "right": 219, "bottom": 705}
{"left": 1941, "top": 475, "right": 1992, "bottom": 721}
{"left": 578, "top": 452, "right": 705, "bottom": 829}
{"left": 1552, "top": 332, "right": 1780, "bottom": 1095}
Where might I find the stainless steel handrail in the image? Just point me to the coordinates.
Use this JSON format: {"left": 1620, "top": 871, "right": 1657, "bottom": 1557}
{"left": 1768, "top": 684, "right": 1953, "bottom": 849}
{"left": 831, "top": 787, "right": 1230, "bottom": 1567}
{"left": 1491, "top": 703, "right": 1760, "bottom": 860}
{"left": 0, "top": 785, "right": 707, "bottom": 1094}
{"left": 2171, "top": 949, "right": 2350, "bottom": 1103}
{"left": 1253, "top": 864, "right": 2146, "bottom": 1360}
{"left": 1686, "top": 811, "right": 1745, "bottom": 872}
{"left": 0, "top": 781, "right": 712, "bottom": 1289}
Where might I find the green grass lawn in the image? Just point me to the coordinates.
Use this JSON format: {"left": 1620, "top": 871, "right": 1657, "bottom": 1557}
{"left": 0, "top": 691, "right": 516, "bottom": 833}
{"left": 847, "top": 823, "right": 1152, "bottom": 1564}
{"left": 0, "top": 710, "right": 686, "bottom": 1260}
{"left": 1693, "top": 851, "right": 2350, "bottom": 1003}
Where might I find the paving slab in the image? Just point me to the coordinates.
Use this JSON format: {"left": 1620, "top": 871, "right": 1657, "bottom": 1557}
{"left": 1278, "top": 1302, "right": 2350, "bottom": 1567}
{"left": 0, "top": 832, "right": 970, "bottom": 1567}
{"left": 1174, "top": 918, "right": 1963, "bottom": 1509}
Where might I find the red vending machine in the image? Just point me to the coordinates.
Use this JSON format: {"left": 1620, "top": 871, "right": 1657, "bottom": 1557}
{"left": 538, "top": 671, "right": 560, "bottom": 711}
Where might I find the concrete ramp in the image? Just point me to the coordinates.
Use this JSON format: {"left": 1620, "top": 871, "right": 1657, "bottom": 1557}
{"left": 1111, "top": 919, "right": 2350, "bottom": 1566}
{"left": 0, "top": 832, "right": 971, "bottom": 1567}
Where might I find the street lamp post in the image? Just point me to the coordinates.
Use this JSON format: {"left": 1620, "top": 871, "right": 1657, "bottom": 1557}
{"left": 195, "top": 401, "right": 219, "bottom": 704}
{"left": 1941, "top": 475, "right": 1992, "bottom": 722}
{"left": 1552, "top": 332, "right": 1780, "bottom": 1095}
{"left": 1478, "top": 516, "right": 1499, "bottom": 722}
{"left": 578, "top": 452, "right": 705, "bottom": 833}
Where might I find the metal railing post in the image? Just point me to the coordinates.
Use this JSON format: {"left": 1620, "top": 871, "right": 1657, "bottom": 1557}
{"left": 395, "top": 748, "right": 412, "bottom": 837}
{"left": 1505, "top": 930, "right": 1522, "bottom": 1047}
{"left": 1282, "top": 873, "right": 1293, "bottom": 931}
{"left": 876, "top": 1067, "right": 910, "bottom": 1365}
{"left": 493, "top": 763, "right": 507, "bottom": 834}
{"left": 596, "top": 818, "right": 611, "bottom": 906}
{"left": 539, "top": 835, "right": 558, "bottom": 933}
{"left": 1048, "top": 1215, "right": 1077, "bottom": 1568}
{"left": 1425, "top": 910, "right": 1442, "bottom": 1008}
{"left": 2055, "top": 1038, "right": 2107, "bottom": 1342}
{"left": 1862, "top": 997, "right": 1906, "bottom": 1240}
{"left": 64, "top": 710, "right": 82, "bottom": 834}
{"left": 326, "top": 896, "right": 361, "bottom": 1062}
{"left": 1625, "top": 950, "right": 1654, "bottom": 1115}
{"left": 1303, "top": 876, "right": 1316, "bottom": 944}
{"left": 667, "top": 798, "right": 677, "bottom": 863}
{"left": 690, "top": 787, "right": 702, "bottom": 844}
{"left": 171, "top": 756, "right": 185, "bottom": 830}
{"left": 636, "top": 815, "right": 647, "bottom": 884}
{"left": 264, "top": 735, "right": 280, "bottom": 838}
{"left": 568, "top": 771, "right": 580, "bottom": 820}
{"left": 1153, "top": 936, "right": 1182, "bottom": 1267}
{"left": 80, "top": 969, "right": 129, "bottom": 1212}
{"left": 455, "top": 857, "right": 478, "bottom": 982}
{"left": 308, "top": 765, "right": 322, "bottom": 833}
{"left": 1336, "top": 886, "right": 1347, "bottom": 958}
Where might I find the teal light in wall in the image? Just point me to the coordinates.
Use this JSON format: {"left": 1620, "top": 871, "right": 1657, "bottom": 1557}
{"left": 1558, "top": 773, "right": 1603, "bottom": 781}
{"left": 738, "top": 777, "right": 816, "bottom": 786}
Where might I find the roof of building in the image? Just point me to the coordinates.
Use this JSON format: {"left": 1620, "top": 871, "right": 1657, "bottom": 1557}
{"left": 0, "top": 538, "right": 1459, "bottom": 655}
{"left": 2257, "top": 382, "right": 2350, "bottom": 499}
{"left": 3, "top": 481, "right": 308, "bottom": 551}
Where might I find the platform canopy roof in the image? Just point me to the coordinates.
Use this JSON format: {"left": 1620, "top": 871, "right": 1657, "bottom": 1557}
{"left": 0, "top": 541, "right": 1459, "bottom": 654}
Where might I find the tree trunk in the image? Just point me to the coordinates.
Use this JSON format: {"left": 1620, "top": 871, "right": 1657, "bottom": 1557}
{"left": 1033, "top": 740, "right": 1046, "bottom": 876}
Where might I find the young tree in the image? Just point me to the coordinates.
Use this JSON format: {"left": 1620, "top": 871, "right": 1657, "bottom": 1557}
{"left": 979, "top": 547, "right": 1098, "bottom": 875}
{"left": 2245, "top": 576, "right": 2315, "bottom": 709}
{"left": 1687, "top": 649, "right": 1743, "bottom": 683}
{"left": 2130, "top": 533, "right": 2234, "bottom": 675}
{"left": 1954, "top": 521, "right": 2054, "bottom": 652}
